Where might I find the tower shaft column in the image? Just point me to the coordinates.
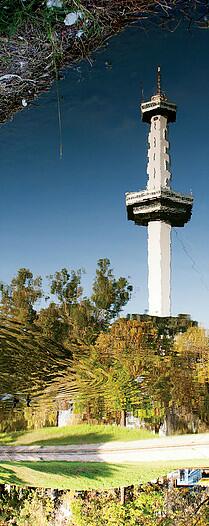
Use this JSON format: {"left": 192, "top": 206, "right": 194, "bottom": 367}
{"left": 147, "top": 115, "right": 171, "bottom": 191}
{"left": 148, "top": 220, "right": 171, "bottom": 316}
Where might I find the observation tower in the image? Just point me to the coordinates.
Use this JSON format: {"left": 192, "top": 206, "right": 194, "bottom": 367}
{"left": 126, "top": 68, "right": 193, "bottom": 317}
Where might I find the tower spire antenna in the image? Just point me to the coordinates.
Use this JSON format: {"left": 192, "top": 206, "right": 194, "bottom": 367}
{"left": 140, "top": 80, "right": 144, "bottom": 103}
{"left": 157, "top": 65, "right": 161, "bottom": 95}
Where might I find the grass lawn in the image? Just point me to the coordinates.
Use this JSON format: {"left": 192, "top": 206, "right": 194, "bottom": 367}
{"left": 0, "top": 424, "right": 155, "bottom": 446}
{"left": 0, "top": 459, "right": 208, "bottom": 490}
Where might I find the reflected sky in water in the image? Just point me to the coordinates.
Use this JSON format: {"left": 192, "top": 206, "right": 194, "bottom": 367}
{"left": 0, "top": 25, "right": 209, "bottom": 324}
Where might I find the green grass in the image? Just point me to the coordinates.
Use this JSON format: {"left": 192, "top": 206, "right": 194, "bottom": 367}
{"left": 0, "top": 424, "right": 155, "bottom": 446}
{"left": 0, "top": 0, "right": 97, "bottom": 38}
{"left": 0, "top": 459, "right": 208, "bottom": 490}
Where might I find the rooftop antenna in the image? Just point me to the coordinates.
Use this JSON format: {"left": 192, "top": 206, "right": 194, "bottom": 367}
{"left": 157, "top": 66, "right": 161, "bottom": 95}
{"left": 140, "top": 81, "right": 144, "bottom": 103}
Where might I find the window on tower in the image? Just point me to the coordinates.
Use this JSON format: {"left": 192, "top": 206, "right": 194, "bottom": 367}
{"left": 165, "top": 160, "right": 170, "bottom": 171}
{"left": 153, "top": 117, "right": 158, "bottom": 130}
{"left": 164, "top": 129, "right": 167, "bottom": 140}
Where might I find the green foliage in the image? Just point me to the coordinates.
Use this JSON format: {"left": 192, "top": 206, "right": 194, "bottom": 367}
{"left": 0, "top": 0, "right": 39, "bottom": 36}
{"left": 0, "top": 400, "right": 57, "bottom": 434}
{"left": 0, "top": 268, "right": 42, "bottom": 323}
{"left": 0, "top": 487, "right": 54, "bottom": 526}
{"left": 0, "top": 260, "right": 133, "bottom": 433}
{"left": 17, "top": 491, "right": 53, "bottom": 526}
{"left": 0, "top": 0, "right": 68, "bottom": 37}
{"left": 71, "top": 485, "right": 209, "bottom": 526}
{"left": 48, "top": 268, "right": 83, "bottom": 307}
{"left": 169, "top": 327, "right": 209, "bottom": 431}
{"left": 0, "top": 259, "right": 131, "bottom": 345}
{"left": 73, "top": 320, "right": 209, "bottom": 432}
{"left": 2, "top": 264, "right": 209, "bottom": 434}
{"left": 92, "top": 258, "right": 132, "bottom": 327}
{"left": 1, "top": 484, "right": 209, "bottom": 526}
{"left": 35, "top": 302, "right": 68, "bottom": 342}
{"left": 71, "top": 494, "right": 128, "bottom": 526}
{"left": 36, "top": 259, "right": 132, "bottom": 344}
{"left": 73, "top": 319, "right": 170, "bottom": 426}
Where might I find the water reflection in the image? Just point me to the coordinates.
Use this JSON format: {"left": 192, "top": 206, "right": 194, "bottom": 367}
{"left": 0, "top": 312, "right": 209, "bottom": 436}
{"left": 0, "top": 314, "right": 76, "bottom": 423}
{"left": 0, "top": 296, "right": 205, "bottom": 439}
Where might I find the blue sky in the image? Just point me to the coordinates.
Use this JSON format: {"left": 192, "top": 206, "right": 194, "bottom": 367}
{"left": 1, "top": 24, "right": 209, "bottom": 326}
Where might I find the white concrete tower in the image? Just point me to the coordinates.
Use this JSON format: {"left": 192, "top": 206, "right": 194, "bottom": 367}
{"left": 126, "top": 68, "right": 193, "bottom": 317}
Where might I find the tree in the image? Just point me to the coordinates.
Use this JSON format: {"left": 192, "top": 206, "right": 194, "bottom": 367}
{"left": 73, "top": 318, "right": 167, "bottom": 426}
{"left": 170, "top": 326, "right": 209, "bottom": 432}
{"left": 17, "top": 491, "right": 53, "bottom": 526}
{"left": 37, "top": 267, "right": 96, "bottom": 345}
{"left": 71, "top": 484, "right": 209, "bottom": 526}
{"left": 35, "top": 302, "right": 68, "bottom": 343}
{"left": 36, "top": 260, "right": 132, "bottom": 345}
{"left": 48, "top": 268, "right": 83, "bottom": 314}
{"left": 91, "top": 259, "right": 132, "bottom": 328}
{"left": 75, "top": 318, "right": 207, "bottom": 432}
{"left": 0, "top": 268, "right": 42, "bottom": 324}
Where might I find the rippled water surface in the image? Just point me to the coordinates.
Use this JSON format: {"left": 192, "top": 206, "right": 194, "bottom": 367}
{"left": 0, "top": 316, "right": 76, "bottom": 415}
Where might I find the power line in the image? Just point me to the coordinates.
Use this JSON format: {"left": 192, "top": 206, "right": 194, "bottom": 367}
{"left": 173, "top": 228, "right": 209, "bottom": 294}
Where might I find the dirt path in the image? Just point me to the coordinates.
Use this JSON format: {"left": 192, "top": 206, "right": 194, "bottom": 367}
{"left": 0, "top": 433, "right": 209, "bottom": 463}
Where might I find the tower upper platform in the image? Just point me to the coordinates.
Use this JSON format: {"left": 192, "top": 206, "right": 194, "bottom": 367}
{"left": 141, "top": 67, "right": 177, "bottom": 123}
{"left": 126, "top": 188, "right": 193, "bottom": 227}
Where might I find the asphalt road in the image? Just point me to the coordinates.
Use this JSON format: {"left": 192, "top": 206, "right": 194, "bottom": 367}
{"left": 0, "top": 433, "right": 209, "bottom": 463}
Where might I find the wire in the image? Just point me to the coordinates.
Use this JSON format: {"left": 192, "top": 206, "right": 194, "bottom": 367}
{"left": 55, "top": 75, "right": 63, "bottom": 160}
{"left": 173, "top": 228, "right": 209, "bottom": 293}
{"left": 48, "top": 23, "right": 63, "bottom": 160}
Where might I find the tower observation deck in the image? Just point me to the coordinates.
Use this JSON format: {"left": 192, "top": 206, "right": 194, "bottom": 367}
{"left": 125, "top": 68, "right": 193, "bottom": 317}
